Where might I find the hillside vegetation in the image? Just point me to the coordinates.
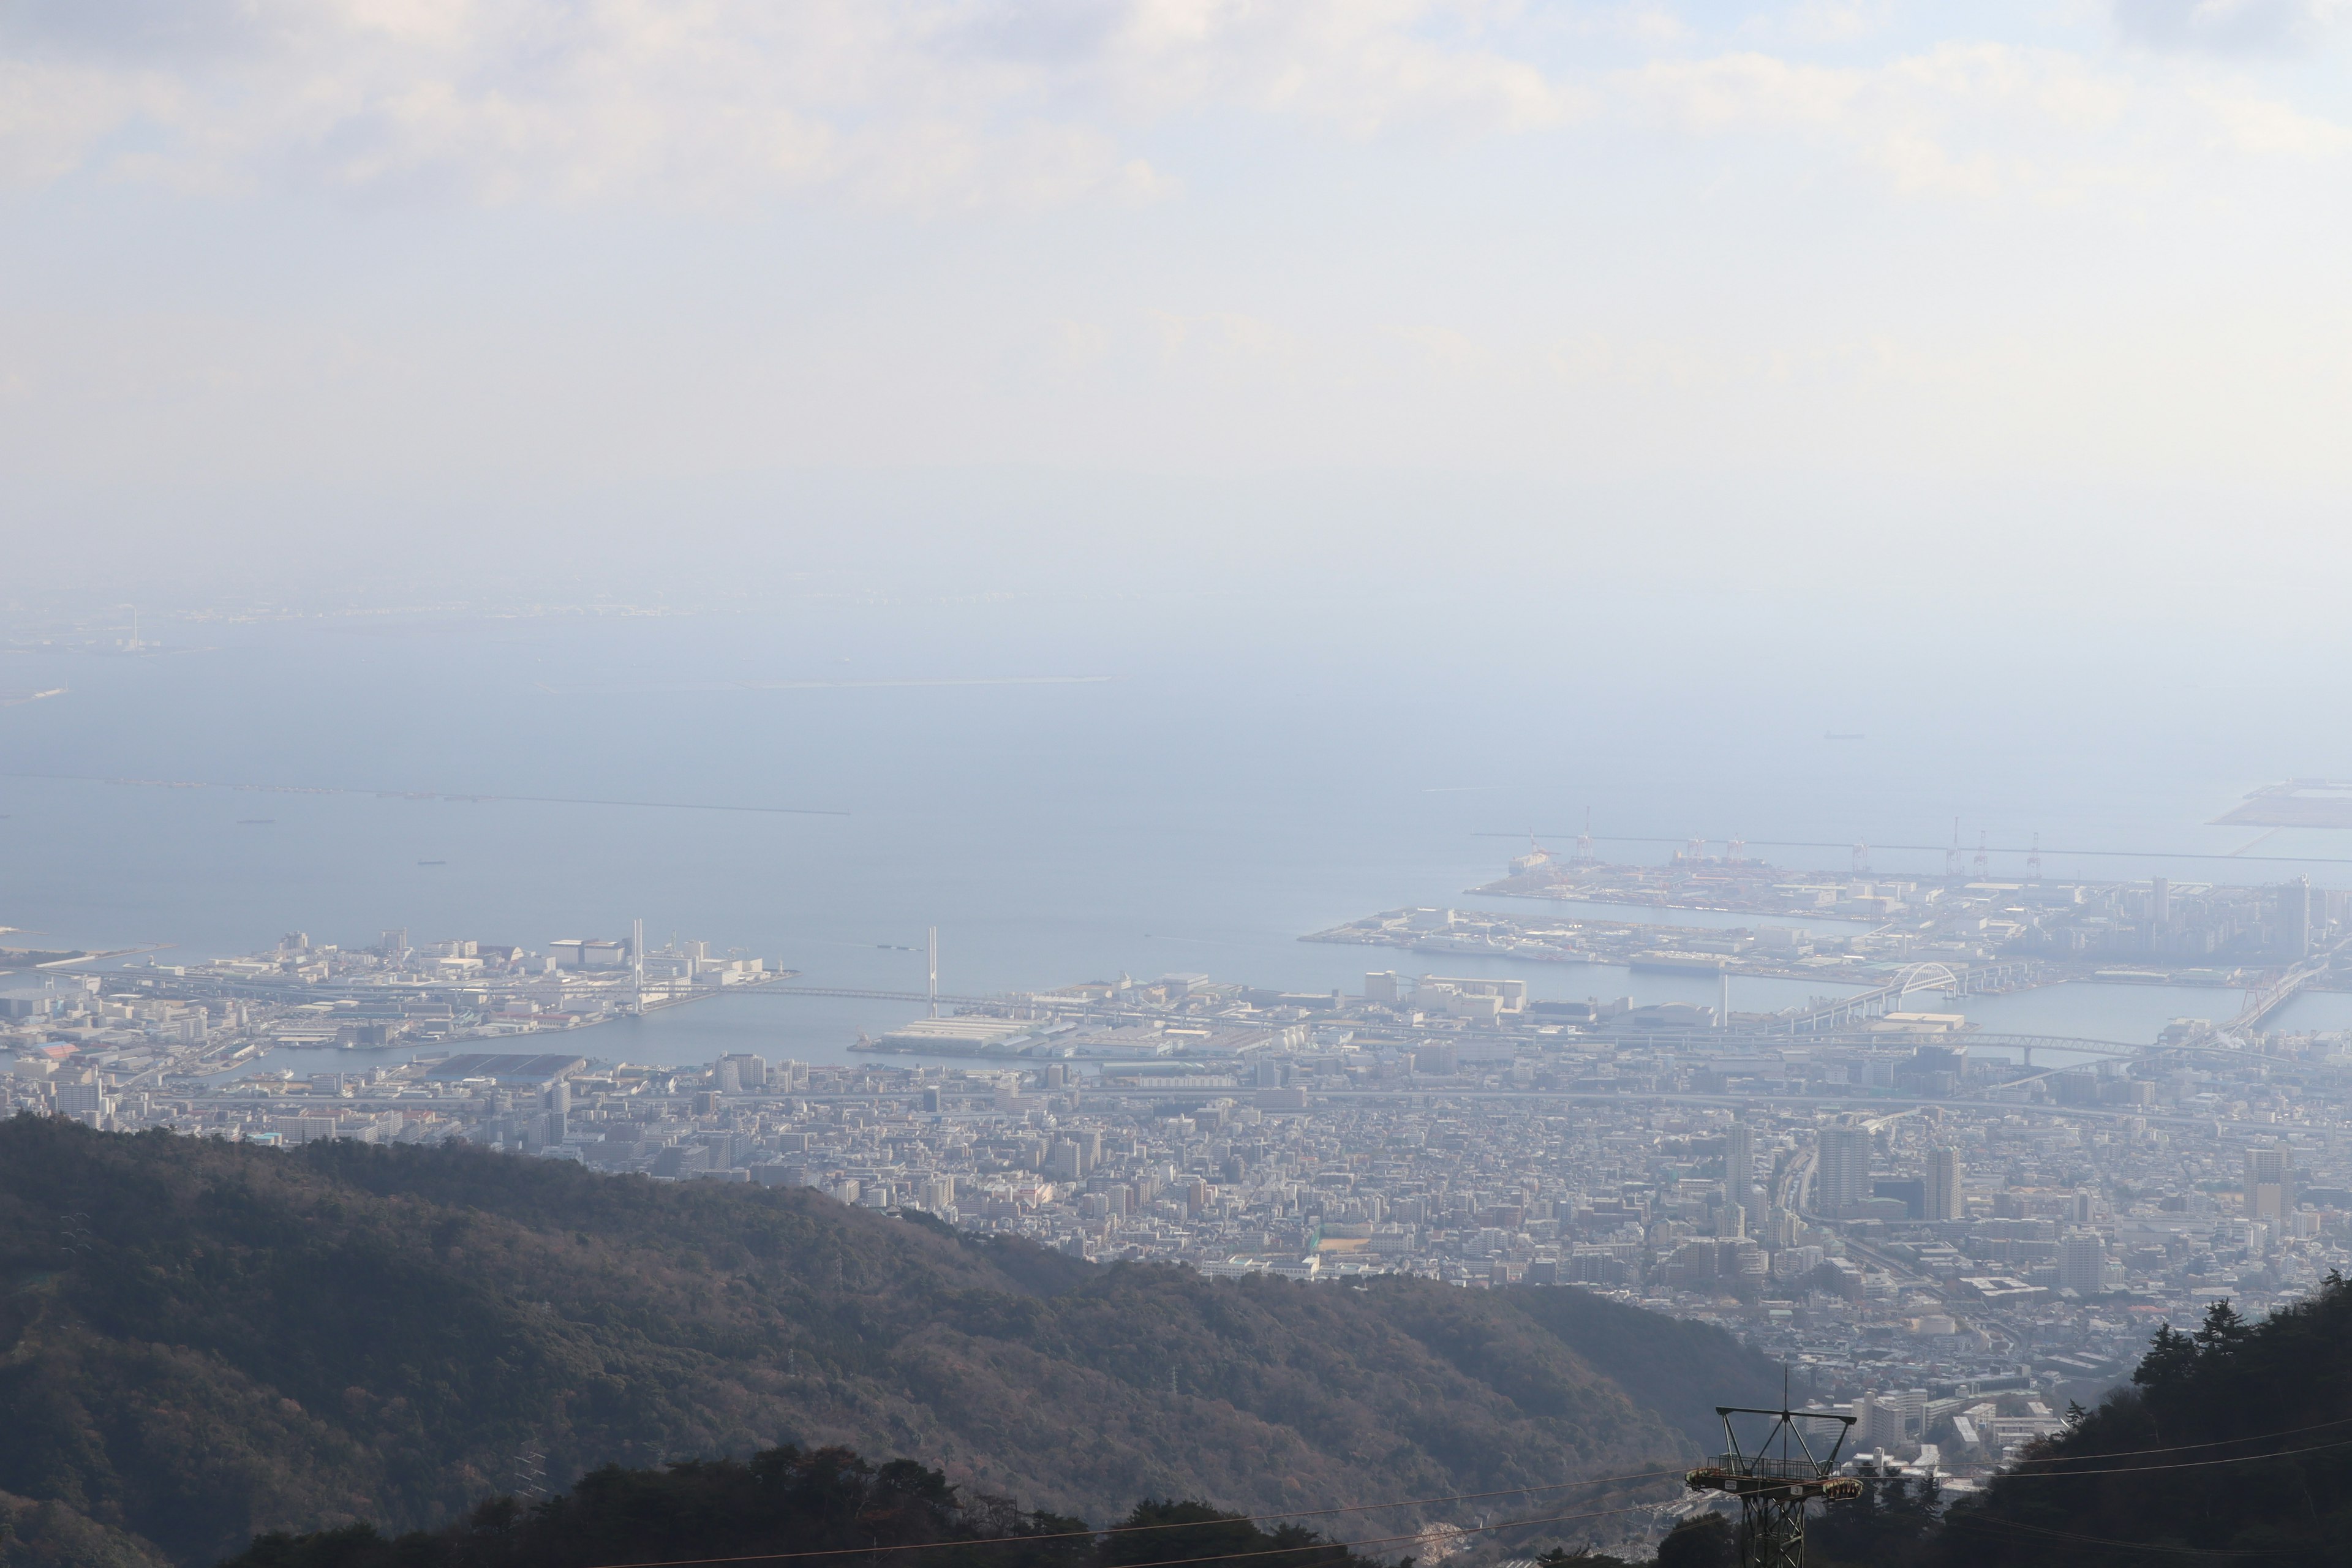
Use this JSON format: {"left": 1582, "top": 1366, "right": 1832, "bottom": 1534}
{"left": 223, "top": 1446, "right": 1370, "bottom": 1568}
{"left": 1918, "top": 1276, "right": 2352, "bottom": 1567}
{"left": 1646, "top": 1273, "right": 2352, "bottom": 1568}
{"left": 0, "top": 1119, "right": 1777, "bottom": 1564}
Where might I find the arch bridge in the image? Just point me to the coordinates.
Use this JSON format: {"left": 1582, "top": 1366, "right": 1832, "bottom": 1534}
{"left": 1782, "top": 960, "right": 2041, "bottom": 1033}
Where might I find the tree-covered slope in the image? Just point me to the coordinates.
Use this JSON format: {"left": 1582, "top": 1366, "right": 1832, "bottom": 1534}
{"left": 221, "top": 1446, "right": 1368, "bottom": 1568}
{"left": 1924, "top": 1278, "right": 2352, "bottom": 1567}
{"left": 0, "top": 1119, "right": 1774, "bottom": 1565}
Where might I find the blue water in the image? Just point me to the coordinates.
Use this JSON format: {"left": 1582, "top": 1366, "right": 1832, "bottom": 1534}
{"left": 2265, "top": 990, "right": 2352, "bottom": 1035}
{"left": 5, "top": 601, "right": 2350, "bottom": 1070}
{"left": 1958, "top": 981, "right": 2245, "bottom": 1049}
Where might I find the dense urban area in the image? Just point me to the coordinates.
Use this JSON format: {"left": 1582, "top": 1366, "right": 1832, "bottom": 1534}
{"left": 7, "top": 851, "right": 2352, "bottom": 1489}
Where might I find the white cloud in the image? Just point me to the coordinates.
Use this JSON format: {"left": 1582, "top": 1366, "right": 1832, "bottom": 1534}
{"left": 2193, "top": 84, "right": 2352, "bottom": 153}
{"left": 0, "top": 0, "right": 1587, "bottom": 208}
{"left": 0, "top": 56, "right": 172, "bottom": 183}
{"left": 0, "top": 0, "right": 2343, "bottom": 211}
{"left": 7, "top": 0, "right": 2352, "bottom": 511}
{"left": 1620, "top": 44, "right": 2133, "bottom": 200}
{"left": 1785, "top": 1, "right": 1896, "bottom": 43}
{"left": 2113, "top": 0, "right": 2350, "bottom": 56}
{"left": 1624, "top": 51, "right": 1861, "bottom": 132}
{"left": 1615, "top": 39, "right": 2352, "bottom": 203}
{"left": 1552, "top": 2, "right": 1695, "bottom": 47}
{"left": 1089, "top": 1, "right": 1590, "bottom": 134}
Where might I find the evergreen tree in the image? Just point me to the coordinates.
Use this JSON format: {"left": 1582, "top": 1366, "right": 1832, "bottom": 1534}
{"left": 1651, "top": 1515, "right": 1731, "bottom": 1568}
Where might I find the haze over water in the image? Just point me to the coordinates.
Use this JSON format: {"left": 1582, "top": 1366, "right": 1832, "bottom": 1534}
{"left": 8, "top": 578, "right": 2352, "bottom": 1069}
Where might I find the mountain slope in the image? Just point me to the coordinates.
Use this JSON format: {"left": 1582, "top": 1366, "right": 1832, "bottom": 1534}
{"left": 1924, "top": 1278, "right": 2352, "bottom": 1567}
{"left": 0, "top": 1119, "right": 1776, "bottom": 1564}
{"left": 224, "top": 1446, "right": 1373, "bottom": 1568}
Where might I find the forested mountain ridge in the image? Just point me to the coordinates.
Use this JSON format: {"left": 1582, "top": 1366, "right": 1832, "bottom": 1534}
{"left": 0, "top": 1119, "right": 1777, "bottom": 1565}
{"left": 1917, "top": 1275, "right": 2352, "bottom": 1567}
{"left": 222, "top": 1446, "right": 1376, "bottom": 1568}
{"left": 1708, "top": 1273, "right": 2352, "bottom": 1568}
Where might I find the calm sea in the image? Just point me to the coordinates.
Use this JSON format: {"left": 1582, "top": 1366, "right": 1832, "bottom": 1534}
{"left": 4, "top": 595, "right": 2346, "bottom": 1073}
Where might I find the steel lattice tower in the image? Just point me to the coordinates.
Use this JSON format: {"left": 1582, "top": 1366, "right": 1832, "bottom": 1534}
{"left": 1684, "top": 1404, "right": 1860, "bottom": 1568}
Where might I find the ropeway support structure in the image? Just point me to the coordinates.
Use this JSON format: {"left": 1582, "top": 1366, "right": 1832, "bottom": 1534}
{"left": 1684, "top": 1404, "right": 1860, "bottom": 1568}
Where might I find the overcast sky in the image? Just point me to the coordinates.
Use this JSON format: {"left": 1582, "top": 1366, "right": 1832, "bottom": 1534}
{"left": 2, "top": 1, "right": 2348, "bottom": 605}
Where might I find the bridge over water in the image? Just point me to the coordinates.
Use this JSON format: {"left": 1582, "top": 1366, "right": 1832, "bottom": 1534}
{"left": 1781, "top": 960, "right": 2044, "bottom": 1033}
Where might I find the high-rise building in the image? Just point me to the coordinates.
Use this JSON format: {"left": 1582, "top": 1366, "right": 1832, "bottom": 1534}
{"left": 2059, "top": 1231, "right": 2107, "bottom": 1295}
{"left": 1724, "top": 1121, "right": 1755, "bottom": 1187}
{"left": 2282, "top": 878, "right": 2312, "bottom": 958}
{"left": 1856, "top": 1392, "right": 1907, "bottom": 1452}
{"left": 57, "top": 1080, "right": 108, "bottom": 1118}
{"left": 1923, "top": 1145, "right": 1963, "bottom": 1221}
{"left": 2247, "top": 1144, "right": 2293, "bottom": 1221}
{"left": 1724, "top": 1121, "right": 1758, "bottom": 1216}
{"left": 1816, "top": 1125, "right": 1872, "bottom": 1216}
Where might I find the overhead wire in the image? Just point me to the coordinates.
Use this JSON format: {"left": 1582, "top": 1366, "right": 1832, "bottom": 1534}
{"left": 1042, "top": 1501, "right": 1662, "bottom": 1568}
{"left": 560, "top": 1407, "right": 2352, "bottom": 1568}
{"left": 1994, "top": 1411, "right": 2352, "bottom": 1467}
{"left": 1966, "top": 1434, "right": 2352, "bottom": 1482}
{"left": 1861, "top": 1423, "right": 2352, "bottom": 1561}
{"left": 1942, "top": 1511, "right": 2315, "bottom": 1558}
{"left": 560, "top": 1472, "right": 1691, "bottom": 1568}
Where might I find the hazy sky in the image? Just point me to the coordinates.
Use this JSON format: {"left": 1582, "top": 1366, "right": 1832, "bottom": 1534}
{"left": 2, "top": 1, "right": 2349, "bottom": 601}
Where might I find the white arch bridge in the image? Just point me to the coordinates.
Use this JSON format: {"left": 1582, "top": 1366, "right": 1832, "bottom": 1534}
{"left": 1782, "top": 960, "right": 2042, "bottom": 1034}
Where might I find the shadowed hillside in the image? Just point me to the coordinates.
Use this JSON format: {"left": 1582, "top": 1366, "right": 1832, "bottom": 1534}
{"left": 1918, "top": 1276, "right": 2352, "bottom": 1568}
{"left": 0, "top": 1119, "right": 1778, "bottom": 1564}
{"left": 220, "top": 1446, "right": 1371, "bottom": 1568}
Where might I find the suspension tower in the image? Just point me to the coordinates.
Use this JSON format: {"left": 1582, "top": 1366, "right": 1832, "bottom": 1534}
{"left": 1684, "top": 1404, "right": 1860, "bottom": 1568}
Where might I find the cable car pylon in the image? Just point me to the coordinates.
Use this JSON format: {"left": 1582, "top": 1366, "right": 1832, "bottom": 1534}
{"left": 1682, "top": 1378, "right": 1861, "bottom": 1568}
